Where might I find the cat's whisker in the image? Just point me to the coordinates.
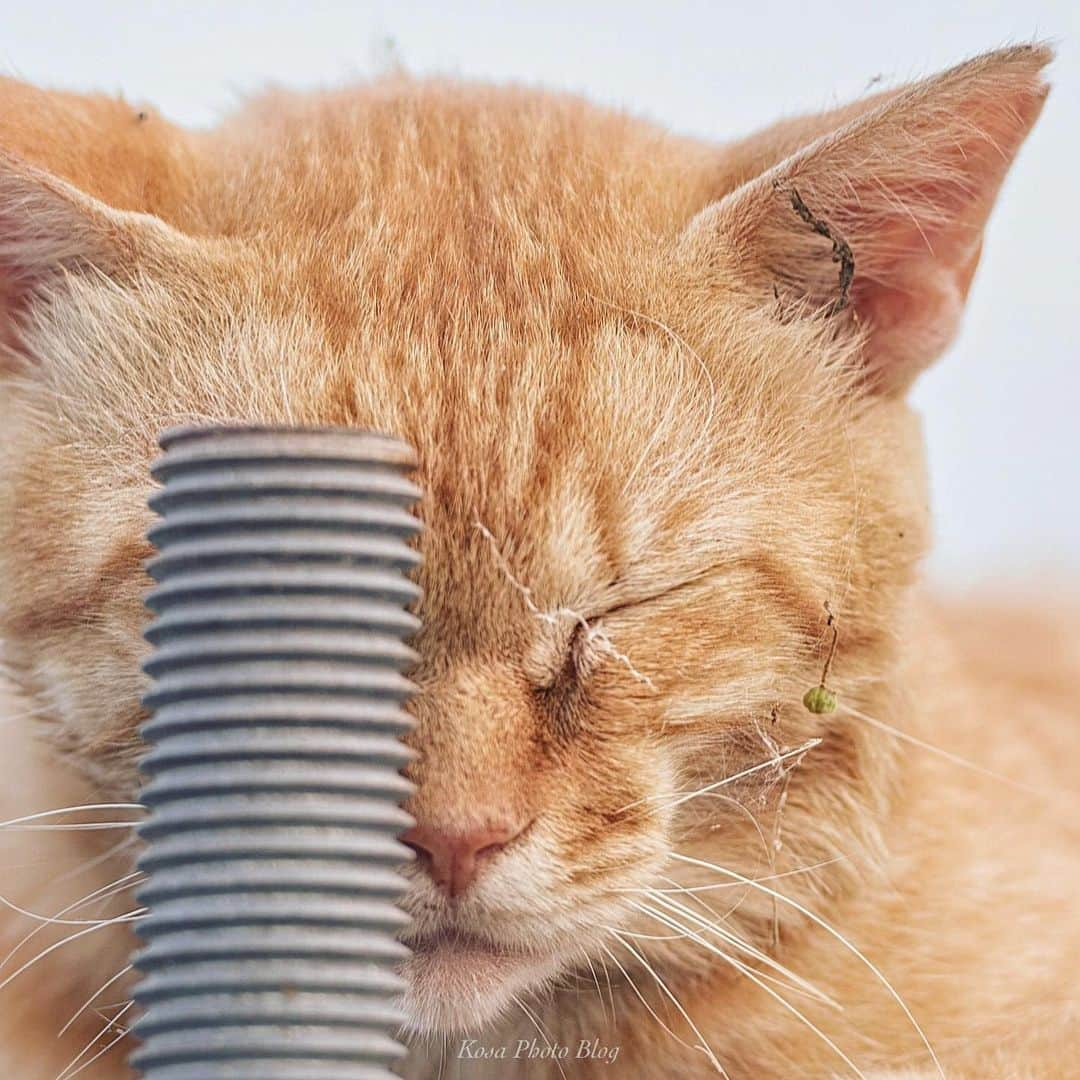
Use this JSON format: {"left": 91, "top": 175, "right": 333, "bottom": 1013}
{"left": 623, "top": 855, "right": 846, "bottom": 893}
{"left": 510, "top": 994, "right": 569, "bottom": 1080}
{"left": 658, "top": 866, "right": 783, "bottom": 951}
{"left": 598, "top": 947, "right": 616, "bottom": 1020}
{"left": 0, "top": 805, "right": 145, "bottom": 830}
{"left": 58, "top": 964, "right": 133, "bottom": 1038}
{"left": 640, "top": 890, "right": 839, "bottom": 1009}
{"left": 669, "top": 851, "right": 945, "bottom": 1078}
{"left": 90, "top": 998, "right": 132, "bottom": 1013}
{"left": 436, "top": 1030, "right": 448, "bottom": 1080}
{"left": 692, "top": 792, "right": 775, "bottom": 878}
{"left": 0, "top": 891, "right": 136, "bottom": 927}
{"left": 4, "top": 822, "right": 143, "bottom": 832}
{"left": 607, "top": 928, "right": 729, "bottom": 1077}
{"left": 657, "top": 871, "right": 768, "bottom": 951}
{"left": 606, "top": 925, "right": 692, "bottom": 942}
{"left": 550, "top": 968, "right": 593, "bottom": 993}
{"left": 634, "top": 901, "right": 866, "bottom": 1078}
{"left": 56, "top": 998, "right": 133, "bottom": 1080}
{"left": 597, "top": 940, "right": 725, "bottom": 1074}
{"left": 839, "top": 703, "right": 1045, "bottom": 798}
{"left": 635, "top": 889, "right": 838, "bottom": 1006}
{"left": 617, "top": 738, "right": 821, "bottom": 816}
{"left": 59, "top": 1029, "right": 131, "bottom": 1080}
{"left": 656, "top": 871, "right": 748, "bottom": 929}
{"left": 0, "top": 702, "right": 62, "bottom": 723}
{"left": 435, "top": 1029, "right": 449, "bottom": 1080}
{"left": 1, "top": 870, "right": 143, "bottom": 974}
{"left": 0, "top": 908, "right": 146, "bottom": 995}
{"left": 580, "top": 947, "right": 609, "bottom": 1024}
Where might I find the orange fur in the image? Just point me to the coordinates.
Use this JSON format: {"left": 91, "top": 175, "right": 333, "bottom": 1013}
{"left": 0, "top": 45, "right": 1074, "bottom": 1079}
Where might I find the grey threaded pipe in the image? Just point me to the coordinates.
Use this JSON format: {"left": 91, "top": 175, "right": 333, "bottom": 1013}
{"left": 131, "top": 425, "right": 421, "bottom": 1079}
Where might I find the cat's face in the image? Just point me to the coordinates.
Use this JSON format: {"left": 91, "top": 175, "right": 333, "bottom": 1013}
{"left": 0, "top": 50, "right": 1048, "bottom": 1036}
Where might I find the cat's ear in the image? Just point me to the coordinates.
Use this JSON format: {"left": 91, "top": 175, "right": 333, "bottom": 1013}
{"left": 0, "top": 155, "right": 138, "bottom": 280}
{"left": 680, "top": 45, "right": 1051, "bottom": 394}
{"left": 0, "top": 80, "right": 200, "bottom": 363}
{"left": 0, "top": 153, "right": 186, "bottom": 361}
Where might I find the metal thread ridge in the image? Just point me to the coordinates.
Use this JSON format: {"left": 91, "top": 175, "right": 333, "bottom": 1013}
{"left": 132, "top": 426, "right": 421, "bottom": 1079}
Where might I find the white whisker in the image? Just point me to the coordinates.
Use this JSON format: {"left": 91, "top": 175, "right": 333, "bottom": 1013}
{"left": 840, "top": 703, "right": 1044, "bottom": 798}
{"left": 0, "top": 909, "right": 146, "bottom": 994}
{"left": 3, "top": 822, "right": 143, "bottom": 833}
{"left": 634, "top": 901, "right": 865, "bottom": 1078}
{"left": 598, "top": 949, "right": 616, "bottom": 1019}
{"left": 0, "top": 892, "right": 134, "bottom": 927}
{"left": 612, "top": 925, "right": 693, "bottom": 942}
{"left": 0, "top": 805, "right": 144, "bottom": 830}
{"left": 1, "top": 871, "right": 143, "bottom": 974}
{"left": 580, "top": 948, "right": 609, "bottom": 1023}
{"left": 51, "top": 834, "right": 139, "bottom": 888}
{"left": 58, "top": 964, "right": 133, "bottom": 1038}
{"left": 641, "top": 890, "right": 839, "bottom": 1009}
{"left": 622, "top": 856, "right": 845, "bottom": 894}
{"left": 657, "top": 871, "right": 751, "bottom": 933}
{"left": 56, "top": 999, "right": 133, "bottom": 1080}
{"left": 670, "top": 852, "right": 944, "bottom": 1078}
{"left": 608, "top": 928, "right": 729, "bottom": 1077}
{"left": 511, "top": 994, "right": 568, "bottom": 1080}
{"left": 618, "top": 739, "right": 821, "bottom": 815}
{"left": 598, "top": 940, "right": 723, "bottom": 1073}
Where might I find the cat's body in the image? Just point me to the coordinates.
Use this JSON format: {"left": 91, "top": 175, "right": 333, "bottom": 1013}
{"left": 0, "top": 46, "right": 1076, "bottom": 1079}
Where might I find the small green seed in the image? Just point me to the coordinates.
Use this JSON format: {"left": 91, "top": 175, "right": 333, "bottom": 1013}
{"left": 803, "top": 685, "right": 837, "bottom": 714}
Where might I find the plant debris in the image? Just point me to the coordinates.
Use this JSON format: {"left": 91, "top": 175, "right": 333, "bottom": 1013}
{"left": 778, "top": 182, "right": 855, "bottom": 317}
{"left": 803, "top": 601, "right": 840, "bottom": 714}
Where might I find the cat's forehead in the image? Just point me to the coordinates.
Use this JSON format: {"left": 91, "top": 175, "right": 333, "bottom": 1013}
{"left": 222, "top": 81, "right": 717, "bottom": 351}
{"left": 229, "top": 79, "right": 713, "bottom": 240}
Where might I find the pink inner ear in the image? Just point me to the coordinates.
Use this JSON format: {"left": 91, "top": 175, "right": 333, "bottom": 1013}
{"left": 843, "top": 88, "right": 1044, "bottom": 393}
{"left": 812, "top": 55, "right": 1045, "bottom": 393}
{"left": 696, "top": 47, "right": 1051, "bottom": 395}
{"left": 845, "top": 179, "right": 993, "bottom": 390}
{"left": 851, "top": 261, "right": 965, "bottom": 391}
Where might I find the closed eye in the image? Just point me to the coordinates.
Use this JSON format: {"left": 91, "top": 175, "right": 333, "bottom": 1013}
{"left": 598, "top": 563, "right": 725, "bottom": 620}
{"left": 534, "top": 615, "right": 591, "bottom": 693}
{"left": 530, "top": 563, "right": 727, "bottom": 697}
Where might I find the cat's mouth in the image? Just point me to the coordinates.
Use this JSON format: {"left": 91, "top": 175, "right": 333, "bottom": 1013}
{"left": 410, "top": 927, "right": 541, "bottom": 958}
{"left": 401, "top": 928, "right": 564, "bottom": 1034}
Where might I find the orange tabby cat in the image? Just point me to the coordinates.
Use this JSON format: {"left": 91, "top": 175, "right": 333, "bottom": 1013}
{"left": 0, "top": 44, "right": 1076, "bottom": 1079}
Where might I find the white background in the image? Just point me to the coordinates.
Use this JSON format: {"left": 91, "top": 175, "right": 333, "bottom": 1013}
{"left": 3, "top": 1, "right": 1077, "bottom": 587}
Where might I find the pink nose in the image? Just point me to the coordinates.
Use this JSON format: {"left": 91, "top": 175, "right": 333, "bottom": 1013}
{"left": 401, "top": 819, "right": 527, "bottom": 898}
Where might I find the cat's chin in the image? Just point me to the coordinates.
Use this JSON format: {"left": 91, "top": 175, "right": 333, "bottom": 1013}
{"left": 400, "top": 930, "right": 563, "bottom": 1035}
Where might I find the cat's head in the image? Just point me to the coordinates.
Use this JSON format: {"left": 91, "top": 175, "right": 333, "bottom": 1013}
{"left": 0, "top": 49, "right": 1049, "bottom": 1035}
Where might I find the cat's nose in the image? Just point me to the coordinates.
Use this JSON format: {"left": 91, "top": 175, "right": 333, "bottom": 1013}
{"left": 401, "top": 818, "right": 528, "bottom": 898}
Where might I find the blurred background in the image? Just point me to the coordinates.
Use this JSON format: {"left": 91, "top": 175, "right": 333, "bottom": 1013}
{"left": 3, "top": 1, "right": 1076, "bottom": 587}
